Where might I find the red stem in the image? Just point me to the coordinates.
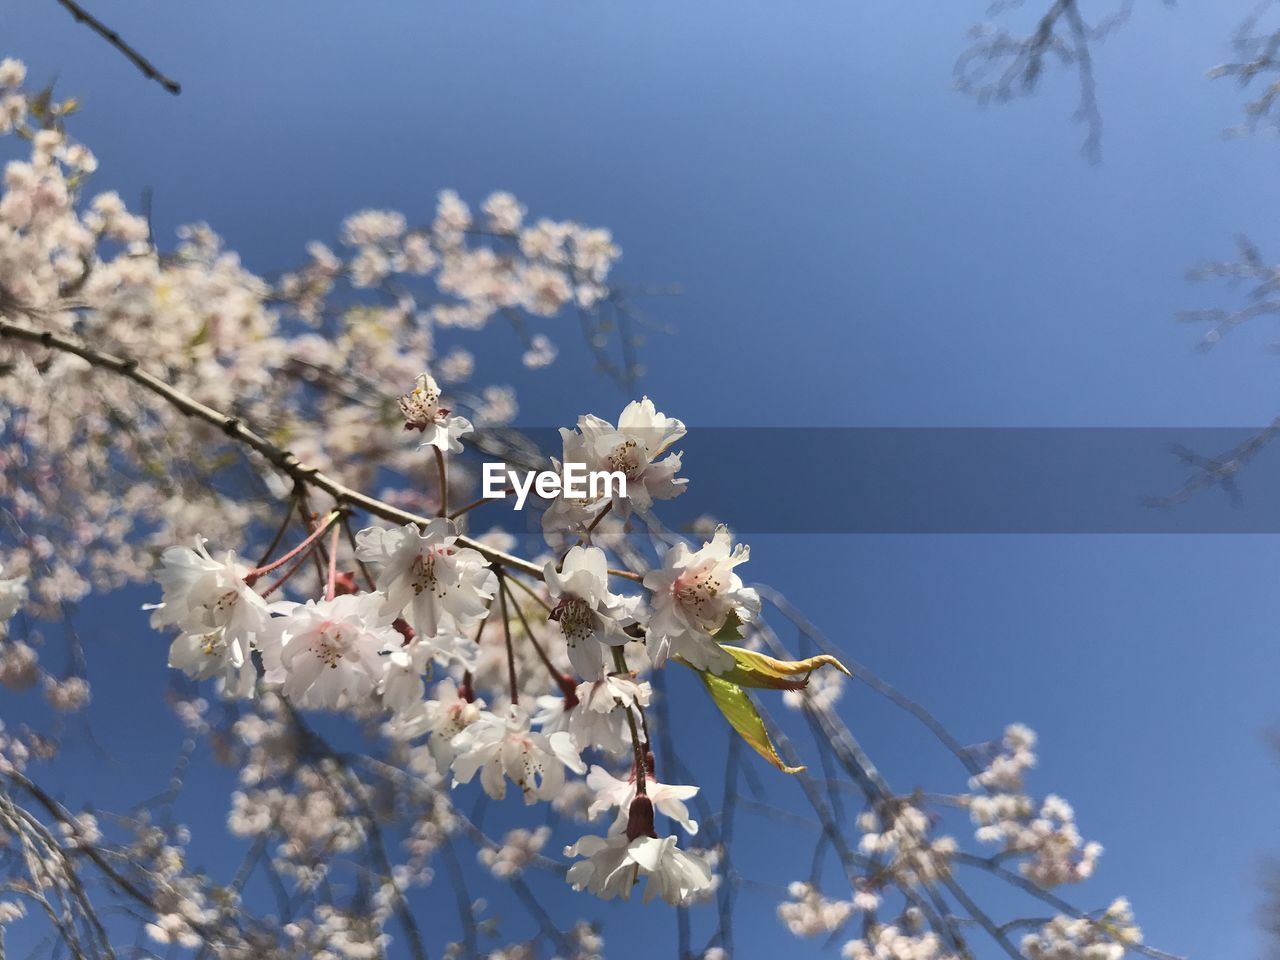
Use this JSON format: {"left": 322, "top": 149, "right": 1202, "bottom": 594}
{"left": 496, "top": 570, "right": 519, "bottom": 706}
{"left": 325, "top": 522, "right": 342, "bottom": 600}
{"left": 246, "top": 511, "right": 339, "bottom": 583}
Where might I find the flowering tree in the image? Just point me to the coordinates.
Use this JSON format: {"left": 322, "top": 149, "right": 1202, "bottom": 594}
{"left": 0, "top": 57, "right": 1183, "bottom": 960}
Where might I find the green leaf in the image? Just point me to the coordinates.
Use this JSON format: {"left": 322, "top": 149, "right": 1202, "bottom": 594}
{"left": 697, "top": 671, "right": 805, "bottom": 774}
{"left": 189, "top": 321, "right": 210, "bottom": 348}
{"left": 712, "top": 610, "right": 743, "bottom": 641}
{"left": 27, "top": 85, "right": 53, "bottom": 120}
{"left": 715, "top": 646, "right": 851, "bottom": 691}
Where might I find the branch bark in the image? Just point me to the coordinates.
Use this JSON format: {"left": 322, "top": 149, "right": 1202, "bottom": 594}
{"left": 55, "top": 0, "right": 181, "bottom": 95}
{"left": 0, "top": 316, "right": 545, "bottom": 578}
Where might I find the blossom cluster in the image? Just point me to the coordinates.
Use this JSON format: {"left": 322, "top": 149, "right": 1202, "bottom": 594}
{"left": 1021, "top": 900, "right": 1143, "bottom": 960}
{"left": 777, "top": 881, "right": 858, "bottom": 937}
{"left": 842, "top": 925, "right": 954, "bottom": 960}
{"left": 966, "top": 724, "right": 1103, "bottom": 887}
{"left": 858, "top": 803, "right": 957, "bottom": 887}
{"left": 0, "top": 55, "right": 1161, "bottom": 960}
{"left": 147, "top": 388, "right": 764, "bottom": 906}
{"left": 0, "top": 59, "right": 622, "bottom": 636}
{"left": 766, "top": 718, "right": 1140, "bottom": 959}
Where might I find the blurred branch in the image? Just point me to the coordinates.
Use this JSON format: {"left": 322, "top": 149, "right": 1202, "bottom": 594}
{"left": 1209, "top": 0, "right": 1280, "bottom": 133}
{"left": 0, "top": 315, "right": 547, "bottom": 580}
{"left": 955, "top": 0, "right": 1167, "bottom": 161}
{"left": 55, "top": 0, "right": 181, "bottom": 95}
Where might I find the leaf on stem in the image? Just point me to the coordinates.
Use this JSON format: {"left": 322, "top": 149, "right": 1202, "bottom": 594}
{"left": 714, "top": 645, "right": 851, "bottom": 691}
{"left": 697, "top": 671, "right": 805, "bottom": 775}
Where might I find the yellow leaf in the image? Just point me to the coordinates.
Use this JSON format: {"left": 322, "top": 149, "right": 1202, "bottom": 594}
{"left": 698, "top": 671, "right": 805, "bottom": 775}
{"left": 714, "top": 646, "right": 851, "bottom": 691}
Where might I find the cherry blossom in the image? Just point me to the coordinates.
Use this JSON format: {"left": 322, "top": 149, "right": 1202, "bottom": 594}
{"left": 269, "top": 592, "right": 399, "bottom": 710}
{"left": 568, "top": 673, "right": 651, "bottom": 755}
{"left": 0, "top": 57, "right": 25, "bottom": 89}
{"left": 0, "top": 563, "right": 26, "bottom": 622}
{"left": 563, "top": 831, "right": 713, "bottom": 905}
{"left": 378, "top": 636, "right": 435, "bottom": 717}
{"left": 777, "top": 881, "right": 856, "bottom": 938}
{"left": 858, "top": 803, "right": 957, "bottom": 886}
{"left": 585, "top": 765, "right": 699, "bottom": 836}
{"left": 544, "top": 546, "right": 639, "bottom": 680}
{"left": 397, "top": 371, "right": 473, "bottom": 454}
{"left": 478, "top": 826, "right": 550, "bottom": 879}
{"left": 531, "top": 673, "right": 645, "bottom": 757}
{"left": 449, "top": 704, "right": 586, "bottom": 803}
{"left": 542, "top": 396, "right": 687, "bottom": 534}
{"left": 0, "top": 56, "right": 1168, "bottom": 956}
{"left": 642, "top": 524, "right": 760, "bottom": 673}
{"left": 384, "top": 676, "right": 486, "bottom": 769}
{"left": 150, "top": 538, "right": 276, "bottom": 697}
{"left": 966, "top": 725, "right": 1103, "bottom": 887}
{"left": 841, "top": 927, "right": 953, "bottom": 960}
{"left": 355, "top": 519, "right": 494, "bottom": 650}
{"left": 1021, "top": 899, "right": 1142, "bottom": 960}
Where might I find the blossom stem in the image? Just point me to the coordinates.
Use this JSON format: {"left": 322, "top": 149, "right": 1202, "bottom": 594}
{"left": 245, "top": 510, "right": 340, "bottom": 583}
{"left": 500, "top": 577, "right": 574, "bottom": 699}
{"left": 559, "top": 502, "right": 614, "bottom": 563}
{"left": 325, "top": 521, "right": 342, "bottom": 600}
{"left": 433, "top": 446, "right": 448, "bottom": 518}
{"left": 506, "top": 573, "right": 553, "bottom": 613}
{"left": 54, "top": 0, "right": 182, "bottom": 95}
{"left": 447, "top": 488, "right": 515, "bottom": 520}
{"left": 612, "top": 645, "right": 647, "bottom": 796}
{"left": 496, "top": 569, "right": 519, "bottom": 706}
{"left": 0, "top": 319, "right": 546, "bottom": 579}
{"left": 338, "top": 511, "right": 378, "bottom": 591}
{"left": 258, "top": 547, "right": 316, "bottom": 599}
{"left": 299, "top": 494, "right": 332, "bottom": 587}
{"left": 578, "top": 502, "right": 612, "bottom": 547}
{"left": 253, "top": 490, "right": 300, "bottom": 569}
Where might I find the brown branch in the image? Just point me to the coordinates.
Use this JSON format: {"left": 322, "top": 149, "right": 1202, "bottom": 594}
{"left": 55, "top": 0, "right": 181, "bottom": 95}
{"left": 0, "top": 317, "right": 544, "bottom": 579}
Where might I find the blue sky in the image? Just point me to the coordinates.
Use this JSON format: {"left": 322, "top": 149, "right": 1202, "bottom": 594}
{"left": 2, "top": 0, "right": 1279, "bottom": 957}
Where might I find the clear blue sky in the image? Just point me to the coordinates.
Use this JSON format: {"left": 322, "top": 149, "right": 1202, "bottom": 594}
{"left": 2, "top": 1, "right": 1277, "bottom": 957}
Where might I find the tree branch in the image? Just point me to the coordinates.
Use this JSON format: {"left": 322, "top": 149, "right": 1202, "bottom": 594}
{"left": 55, "top": 0, "right": 181, "bottom": 95}
{"left": 0, "top": 316, "right": 545, "bottom": 578}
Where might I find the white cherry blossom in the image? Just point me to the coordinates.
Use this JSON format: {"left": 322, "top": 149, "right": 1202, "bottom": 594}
{"left": 542, "top": 396, "right": 686, "bottom": 534}
{"left": 379, "top": 637, "right": 434, "bottom": 717}
{"left": 568, "top": 673, "right": 650, "bottom": 754}
{"left": 269, "top": 592, "right": 399, "bottom": 710}
{"left": 642, "top": 525, "right": 760, "bottom": 673}
{"left": 586, "top": 765, "right": 699, "bottom": 836}
{"left": 544, "top": 546, "right": 638, "bottom": 680}
{"left": 355, "top": 520, "right": 494, "bottom": 653}
{"left": 150, "top": 538, "right": 276, "bottom": 697}
{"left": 532, "top": 672, "right": 650, "bottom": 756}
{"left": 564, "top": 831, "right": 712, "bottom": 905}
{"left": 450, "top": 704, "right": 585, "bottom": 804}
{"left": 0, "top": 563, "right": 27, "bottom": 622}
{"left": 1021, "top": 899, "right": 1141, "bottom": 960}
{"left": 397, "top": 372, "right": 474, "bottom": 454}
{"left": 385, "top": 677, "right": 485, "bottom": 769}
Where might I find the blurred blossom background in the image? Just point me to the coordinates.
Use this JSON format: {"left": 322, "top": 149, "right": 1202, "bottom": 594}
{"left": 2, "top": 0, "right": 1279, "bottom": 956}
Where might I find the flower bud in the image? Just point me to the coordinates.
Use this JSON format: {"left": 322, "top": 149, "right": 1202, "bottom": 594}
{"left": 625, "top": 794, "right": 658, "bottom": 841}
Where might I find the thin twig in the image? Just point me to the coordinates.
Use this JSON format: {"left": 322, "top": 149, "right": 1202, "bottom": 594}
{"left": 0, "top": 318, "right": 544, "bottom": 578}
{"left": 55, "top": 0, "right": 182, "bottom": 95}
